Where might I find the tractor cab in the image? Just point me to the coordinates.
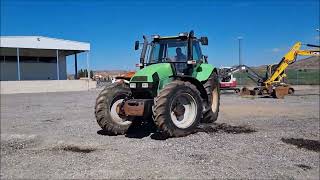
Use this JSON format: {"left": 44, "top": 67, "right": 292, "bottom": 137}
{"left": 147, "top": 35, "right": 206, "bottom": 75}
{"left": 135, "top": 32, "right": 208, "bottom": 76}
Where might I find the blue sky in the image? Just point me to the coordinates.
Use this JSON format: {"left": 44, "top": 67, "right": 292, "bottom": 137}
{"left": 1, "top": 0, "right": 319, "bottom": 73}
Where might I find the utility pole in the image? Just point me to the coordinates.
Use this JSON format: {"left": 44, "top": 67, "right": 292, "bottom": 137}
{"left": 238, "top": 36, "right": 243, "bottom": 65}
{"left": 238, "top": 37, "right": 243, "bottom": 85}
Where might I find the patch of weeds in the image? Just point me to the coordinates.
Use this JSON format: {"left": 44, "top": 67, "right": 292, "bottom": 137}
{"left": 42, "top": 119, "right": 54, "bottom": 122}
{"left": 53, "top": 144, "right": 96, "bottom": 153}
{"left": 42, "top": 118, "right": 62, "bottom": 123}
{"left": 198, "top": 123, "right": 257, "bottom": 134}
{"left": 281, "top": 138, "right": 320, "bottom": 152}
{"left": 296, "top": 164, "right": 312, "bottom": 171}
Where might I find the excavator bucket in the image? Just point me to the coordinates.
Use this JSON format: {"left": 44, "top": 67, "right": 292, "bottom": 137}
{"left": 272, "top": 86, "right": 289, "bottom": 99}
{"left": 240, "top": 87, "right": 251, "bottom": 96}
{"left": 240, "top": 87, "right": 256, "bottom": 96}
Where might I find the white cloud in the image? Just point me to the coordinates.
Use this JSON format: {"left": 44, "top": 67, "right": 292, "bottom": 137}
{"left": 272, "top": 48, "right": 281, "bottom": 52}
{"left": 315, "top": 36, "right": 320, "bottom": 40}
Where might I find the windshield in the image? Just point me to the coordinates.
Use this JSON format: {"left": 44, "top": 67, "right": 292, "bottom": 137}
{"left": 149, "top": 39, "right": 187, "bottom": 63}
{"left": 149, "top": 39, "right": 202, "bottom": 64}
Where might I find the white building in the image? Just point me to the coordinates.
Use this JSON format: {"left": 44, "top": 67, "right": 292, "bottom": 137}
{"left": 0, "top": 36, "right": 90, "bottom": 81}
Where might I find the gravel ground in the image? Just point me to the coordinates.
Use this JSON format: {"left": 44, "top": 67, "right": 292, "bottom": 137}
{"left": 1, "top": 87, "right": 319, "bottom": 179}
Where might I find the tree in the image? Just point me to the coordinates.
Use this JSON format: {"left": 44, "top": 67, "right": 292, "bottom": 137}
{"left": 78, "top": 69, "right": 84, "bottom": 78}
{"left": 90, "top": 70, "right": 94, "bottom": 78}
{"left": 77, "top": 69, "right": 93, "bottom": 78}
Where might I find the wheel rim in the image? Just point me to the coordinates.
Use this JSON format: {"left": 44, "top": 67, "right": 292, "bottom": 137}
{"left": 170, "top": 93, "right": 197, "bottom": 129}
{"left": 211, "top": 88, "right": 218, "bottom": 112}
{"left": 110, "top": 99, "right": 131, "bottom": 126}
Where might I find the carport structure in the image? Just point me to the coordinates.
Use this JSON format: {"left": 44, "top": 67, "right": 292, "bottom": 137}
{"left": 0, "top": 36, "right": 90, "bottom": 81}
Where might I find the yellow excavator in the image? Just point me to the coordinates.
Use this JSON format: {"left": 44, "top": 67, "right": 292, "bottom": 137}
{"left": 220, "top": 42, "right": 320, "bottom": 98}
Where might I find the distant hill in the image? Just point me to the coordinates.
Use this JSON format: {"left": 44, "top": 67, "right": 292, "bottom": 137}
{"left": 94, "top": 70, "right": 128, "bottom": 76}
{"left": 253, "top": 56, "right": 319, "bottom": 70}
{"left": 288, "top": 56, "right": 320, "bottom": 69}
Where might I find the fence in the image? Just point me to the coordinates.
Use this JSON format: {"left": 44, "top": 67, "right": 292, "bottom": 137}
{"left": 234, "top": 69, "right": 320, "bottom": 85}
{"left": 96, "top": 80, "right": 112, "bottom": 88}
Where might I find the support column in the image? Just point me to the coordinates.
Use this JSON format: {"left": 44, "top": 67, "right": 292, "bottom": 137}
{"left": 74, "top": 53, "right": 78, "bottom": 79}
{"left": 56, "top": 50, "right": 60, "bottom": 80}
{"left": 86, "top": 51, "right": 90, "bottom": 79}
{"left": 17, "top": 48, "right": 21, "bottom": 81}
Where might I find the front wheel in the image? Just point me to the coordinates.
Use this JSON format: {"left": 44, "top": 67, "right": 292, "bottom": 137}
{"left": 94, "top": 83, "right": 133, "bottom": 135}
{"left": 153, "top": 81, "right": 203, "bottom": 137}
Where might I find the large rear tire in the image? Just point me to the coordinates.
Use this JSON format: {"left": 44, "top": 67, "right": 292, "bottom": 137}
{"left": 94, "top": 83, "right": 132, "bottom": 135}
{"left": 202, "top": 72, "right": 220, "bottom": 123}
{"left": 153, "top": 81, "right": 202, "bottom": 137}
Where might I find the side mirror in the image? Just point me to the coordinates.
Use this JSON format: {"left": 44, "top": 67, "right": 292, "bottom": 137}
{"left": 203, "top": 55, "right": 208, "bottom": 63}
{"left": 200, "top": 37, "right": 208, "bottom": 45}
{"left": 134, "top": 41, "right": 140, "bottom": 50}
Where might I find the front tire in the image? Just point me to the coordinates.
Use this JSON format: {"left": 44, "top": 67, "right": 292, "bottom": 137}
{"left": 153, "top": 81, "right": 202, "bottom": 137}
{"left": 94, "top": 83, "right": 133, "bottom": 135}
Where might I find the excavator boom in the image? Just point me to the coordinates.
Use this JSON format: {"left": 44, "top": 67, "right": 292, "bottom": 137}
{"left": 219, "top": 41, "right": 320, "bottom": 98}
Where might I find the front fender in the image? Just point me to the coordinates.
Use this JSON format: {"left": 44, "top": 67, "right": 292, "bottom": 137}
{"left": 195, "top": 64, "right": 215, "bottom": 82}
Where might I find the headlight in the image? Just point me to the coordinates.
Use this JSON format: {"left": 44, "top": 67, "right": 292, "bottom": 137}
{"left": 141, "top": 83, "right": 148, "bottom": 88}
{"left": 130, "top": 83, "right": 136, "bottom": 88}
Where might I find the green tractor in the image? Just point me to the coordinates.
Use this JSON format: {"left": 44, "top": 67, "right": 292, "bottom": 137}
{"left": 95, "top": 31, "right": 220, "bottom": 137}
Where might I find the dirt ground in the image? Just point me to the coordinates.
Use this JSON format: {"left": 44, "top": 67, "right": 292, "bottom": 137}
{"left": 1, "top": 86, "right": 319, "bottom": 179}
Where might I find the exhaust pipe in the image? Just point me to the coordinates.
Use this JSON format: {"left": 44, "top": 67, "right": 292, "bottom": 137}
{"left": 139, "top": 35, "right": 148, "bottom": 69}
{"left": 187, "top": 30, "right": 194, "bottom": 60}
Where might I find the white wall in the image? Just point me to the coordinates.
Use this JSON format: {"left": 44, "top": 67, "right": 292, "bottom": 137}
{"left": 0, "top": 80, "right": 96, "bottom": 94}
{"left": 0, "top": 56, "right": 67, "bottom": 81}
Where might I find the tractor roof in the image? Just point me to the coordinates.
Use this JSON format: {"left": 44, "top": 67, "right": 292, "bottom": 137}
{"left": 157, "top": 36, "right": 180, "bottom": 39}
{"left": 152, "top": 32, "right": 197, "bottom": 41}
{"left": 152, "top": 36, "right": 199, "bottom": 43}
{"left": 146, "top": 31, "right": 208, "bottom": 45}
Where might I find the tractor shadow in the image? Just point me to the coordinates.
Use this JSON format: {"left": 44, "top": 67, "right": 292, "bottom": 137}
{"left": 220, "top": 91, "right": 237, "bottom": 95}
{"left": 125, "top": 122, "right": 170, "bottom": 140}
{"left": 97, "top": 122, "right": 257, "bottom": 140}
{"left": 97, "top": 121, "right": 166, "bottom": 140}
{"left": 126, "top": 122, "right": 158, "bottom": 139}
{"left": 97, "top": 130, "right": 118, "bottom": 136}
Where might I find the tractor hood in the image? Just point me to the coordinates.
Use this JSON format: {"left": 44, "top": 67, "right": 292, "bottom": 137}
{"left": 130, "top": 63, "right": 174, "bottom": 83}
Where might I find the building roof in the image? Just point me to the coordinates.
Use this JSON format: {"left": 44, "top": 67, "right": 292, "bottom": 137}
{"left": 0, "top": 36, "right": 90, "bottom": 51}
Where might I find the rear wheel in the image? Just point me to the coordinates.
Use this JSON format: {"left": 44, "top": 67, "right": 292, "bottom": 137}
{"left": 153, "top": 81, "right": 202, "bottom": 137}
{"left": 288, "top": 87, "right": 294, "bottom": 95}
{"left": 94, "top": 83, "right": 133, "bottom": 135}
{"left": 202, "top": 72, "right": 220, "bottom": 123}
